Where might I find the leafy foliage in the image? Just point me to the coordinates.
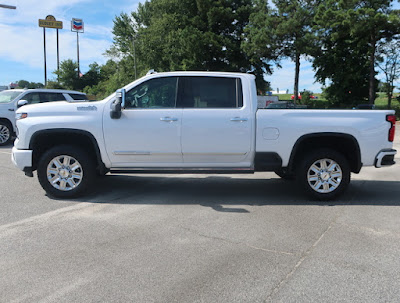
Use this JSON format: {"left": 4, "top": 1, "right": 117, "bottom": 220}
{"left": 313, "top": 0, "right": 400, "bottom": 107}
{"left": 107, "top": 0, "right": 271, "bottom": 91}
{"left": 16, "top": 80, "right": 44, "bottom": 89}
{"left": 376, "top": 38, "right": 400, "bottom": 107}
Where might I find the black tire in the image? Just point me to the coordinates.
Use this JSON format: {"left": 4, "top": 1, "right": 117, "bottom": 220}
{"left": 37, "top": 145, "right": 96, "bottom": 198}
{"left": 296, "top": 149, "right": 350, "bottom": 200}
{"left": 0, "top": 121, "right": 13, "bottom": 146}
{"left": 274, "top": 168, "right": 295, "bottom": 180}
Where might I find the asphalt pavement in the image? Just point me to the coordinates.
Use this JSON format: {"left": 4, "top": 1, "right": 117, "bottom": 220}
{"left": 0, "top": 133, "right": 399, "bottom": 302}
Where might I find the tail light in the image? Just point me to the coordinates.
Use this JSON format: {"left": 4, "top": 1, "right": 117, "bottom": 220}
{"left": 386, "top": 114, "right": 396, "bottom": 142}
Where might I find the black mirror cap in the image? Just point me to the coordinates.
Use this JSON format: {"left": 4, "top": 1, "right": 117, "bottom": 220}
{"left": 110, "top": 102, "right": 122, "bottom": 119}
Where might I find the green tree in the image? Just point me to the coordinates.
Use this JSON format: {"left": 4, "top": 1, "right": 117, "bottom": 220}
{"left": 243, "top": 0, "right": 318, "bottom": 102}
{"left": 376, "top": 39, "right": 400, "bottom": 108}
{"left": 107, "top": 0, "right": 271, "bottom": 91}
{"left": 16, "top": 80, "right": 44, "bottom": 89}
{"left": 16, "top": 80, "right": 29, "bottom": 89}
{"left": 53, "top": 59, "right": 81, "bottom": 90}
{"left": 313, "top": 0, "right": 400, "bottom": 106}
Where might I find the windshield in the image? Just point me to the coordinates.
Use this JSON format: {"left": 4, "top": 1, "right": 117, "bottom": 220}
{"left": 0, "top": 91, "right": 22, "bottom": 104}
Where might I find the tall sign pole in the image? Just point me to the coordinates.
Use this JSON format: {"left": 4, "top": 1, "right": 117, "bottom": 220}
{"left": 38, "top": 15, "right": 63, "bottom": 86}
{"left": 71, "top": 18, "right": 84, "bottom": 78}
{"left": 43, "top": 27, "right": 47, "bottom": 86}
{"left": 56, "top": 29, "right": 60, "bottom": 81}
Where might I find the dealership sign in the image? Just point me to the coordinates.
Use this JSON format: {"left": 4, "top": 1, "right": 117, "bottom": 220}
{"left": 38, "top": 15, "right": 63, "bottom": 29}
{"left": 71, "top": 18, "right": 84, "bottom": 33}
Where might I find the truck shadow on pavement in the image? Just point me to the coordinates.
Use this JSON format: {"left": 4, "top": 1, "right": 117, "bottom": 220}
{"left": 58, "top": 174, "right": 400, "bottom": 212}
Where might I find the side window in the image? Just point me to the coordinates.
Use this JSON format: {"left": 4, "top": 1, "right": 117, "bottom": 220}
{"left": 179, "top": 77, "right": 242, "bottom": 108}
{"left": 69, "top": 93, "right": 88, "bottom": 100}
{"left": 125, "top": 77, "right": 178, "bottom": 109}
{"left": 23, "top": 93, "right": 41, "bottom": 104}
{"left": 40, "top": 93, "right": 67, "bottom": 102}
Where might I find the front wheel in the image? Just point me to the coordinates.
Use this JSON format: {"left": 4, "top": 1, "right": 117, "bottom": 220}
{"left": 0, "top": 121, "right": 12, "bottom": 146}
{"left": 37, "top": 145, "right": 96, "bottom": 198}
{"left": 296, "top": 149, "right": 350, "bottom": 200}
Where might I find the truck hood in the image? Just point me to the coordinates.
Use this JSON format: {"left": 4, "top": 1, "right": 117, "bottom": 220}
{"left": 15, "top": 100, "right": 106, "bottom": 117}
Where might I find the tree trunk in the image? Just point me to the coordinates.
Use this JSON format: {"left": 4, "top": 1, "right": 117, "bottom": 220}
{"left": 368, "top": 33, "right": 376, "bottom": 104}
{"left": 294, "top": 52, "right": 300, "bottom": 104}
{"left": 388, "top": 82, "right": 393, "bottom": 109}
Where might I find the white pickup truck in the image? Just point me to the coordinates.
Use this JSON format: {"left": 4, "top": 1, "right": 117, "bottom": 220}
{"left": 12, "top": 71, "right": 397, "bottom": 200}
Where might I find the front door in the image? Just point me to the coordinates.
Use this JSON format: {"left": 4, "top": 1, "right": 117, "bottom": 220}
{"left": 103, "top": 76, "right": 183, "bottom": 167}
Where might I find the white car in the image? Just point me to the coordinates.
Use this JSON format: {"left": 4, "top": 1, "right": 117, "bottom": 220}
{"left": 12, "top": 71, "right": 397, "bottom": 200}
{"left": 0, "top": 89, "right": 87, "bottom": 145}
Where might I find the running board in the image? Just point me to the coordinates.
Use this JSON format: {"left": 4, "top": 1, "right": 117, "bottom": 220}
{"left": 109, "top": 167, "right": 255, "bottom": 174}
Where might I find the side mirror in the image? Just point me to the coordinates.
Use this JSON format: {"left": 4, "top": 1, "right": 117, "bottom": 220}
{"left": 110, "top": 89, "right": 125, "bottom": 119}
{"left": 17, "top": 100, "right": 28, "bottom": 108}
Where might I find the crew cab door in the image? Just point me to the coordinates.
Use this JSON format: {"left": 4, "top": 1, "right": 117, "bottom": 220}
{"left": 178, "top": 76, "right": 253, "bottom": 167}
{"left": 103, "top": 77, "right": 183, "bottom": 167}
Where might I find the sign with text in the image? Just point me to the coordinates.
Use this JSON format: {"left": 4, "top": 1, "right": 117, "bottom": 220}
{"left": 38, "top": 15, "right": 63, "bottom": 29}
{"left": 71, "top": 18, "right": 84, "bottom": 33}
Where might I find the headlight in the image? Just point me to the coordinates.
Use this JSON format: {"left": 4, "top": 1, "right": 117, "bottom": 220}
{"left": 16, "top": 113, "right": 28, "bottom": 120}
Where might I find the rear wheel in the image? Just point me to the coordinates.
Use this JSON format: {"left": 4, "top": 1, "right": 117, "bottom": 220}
{"left": 296, "top": 149, "right": 350, "bottom": 200}
{"left": 0, "top": 121, "right": 12, "bottom": 146}
{"left": 37, "top": 145, "right": 95, "bottom": 198}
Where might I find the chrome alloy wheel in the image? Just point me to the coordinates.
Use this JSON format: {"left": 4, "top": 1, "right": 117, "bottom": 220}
{"left": 0, "top": 124, "right": 10, "bottom": 144}
{"left": 47, "top": 155, "right": 83, "bottom": 191}
{"left": 307, "top": 158, "right": 342, "bottom": 194}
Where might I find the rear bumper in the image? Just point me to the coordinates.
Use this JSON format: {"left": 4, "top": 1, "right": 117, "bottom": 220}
{"left": 11, "top": 147, "right": 32, "bottom": 172}
{"left": 375, "top": 149, "right": 397, "bottom": 168}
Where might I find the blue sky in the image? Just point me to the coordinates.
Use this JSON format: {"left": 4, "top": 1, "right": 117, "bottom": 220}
{"left": 0, "top": 0, "right": 398, "bottom": 93}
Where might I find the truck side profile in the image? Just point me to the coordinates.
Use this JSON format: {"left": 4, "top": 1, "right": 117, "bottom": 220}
{"left": 12, "top": 71, "right": 397, "bottom": 200}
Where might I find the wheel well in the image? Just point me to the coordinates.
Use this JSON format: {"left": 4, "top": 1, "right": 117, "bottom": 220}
{"left": 30, "top": 129, "right": 106, "bottom": 173}
{"left": 0, "top": 118, "right": 13, "bottom": 130}
{"left": 288, "top": 134, "right": 362, "bottom": 173}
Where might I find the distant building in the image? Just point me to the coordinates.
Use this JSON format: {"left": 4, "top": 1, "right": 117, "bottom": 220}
{"left": 0, "top": 85, "right": 8, "bottom": 91}
{"left": 9, "top": 82, "right": 18, "bottom": 89}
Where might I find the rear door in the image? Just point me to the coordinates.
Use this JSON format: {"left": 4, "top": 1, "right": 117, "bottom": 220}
{"left": 179, "top": 76, "right": 253, "bottom": 167}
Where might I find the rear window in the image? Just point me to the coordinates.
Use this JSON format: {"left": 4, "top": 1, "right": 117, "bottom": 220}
{"left": 69, "top": 93, "right": 88, "bottom": 100}
{"left": 178, "top": 77, "right": 243, "bottom": 108}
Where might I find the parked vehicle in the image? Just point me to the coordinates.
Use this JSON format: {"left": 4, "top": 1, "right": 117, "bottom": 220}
{"left": 12, "top": 71, "right": 397, "bottom": 200}
{"left": 354, "top": 104, "right": 376, "bottom": 110}
{"left": 0, "top": 89, "right": 87, "bottom": 145}
{"left": 291, "top": 94, "right": 317, "bottom": 100}
{"left": 266, "top": 102, "right": 308, "bottom": 109}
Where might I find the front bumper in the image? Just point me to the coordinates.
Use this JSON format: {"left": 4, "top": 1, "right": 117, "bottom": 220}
{"left": 11, "top": 147, "right": 33, "bottom": 172}
{"left": 375, "top": 149, "right": 397, "bottom": 168}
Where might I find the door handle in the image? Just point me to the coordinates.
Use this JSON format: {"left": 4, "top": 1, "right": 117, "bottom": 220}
{"left": 230, "top": 117, "right": 248, "bottom": 122}
{"left": 8, "top": 108, "right": 15, "bottom": 112}
{"left": 160, "top": 117, "right": 178, "bottom": 122}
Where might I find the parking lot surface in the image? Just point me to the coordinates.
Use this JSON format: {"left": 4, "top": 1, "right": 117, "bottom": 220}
{"left": 1, "top": 133, "right": 400, "bottom": 302}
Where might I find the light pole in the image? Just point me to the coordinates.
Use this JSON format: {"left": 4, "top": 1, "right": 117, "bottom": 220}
{"left": 0, "top": 4, "right": 16, "bottom": 9}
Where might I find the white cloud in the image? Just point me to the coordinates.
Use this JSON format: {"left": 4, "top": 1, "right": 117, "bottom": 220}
{"left": 0, "top": 0, "right": 115, "bottom": 81}
{"left": 0, "top": 23, "right": 109, "bottom": 72}
{"left": 0, "top": 0, "right": 92, "bottom": 26}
